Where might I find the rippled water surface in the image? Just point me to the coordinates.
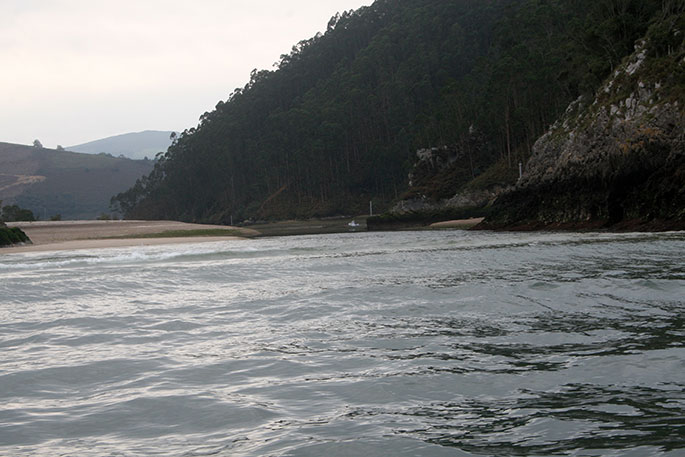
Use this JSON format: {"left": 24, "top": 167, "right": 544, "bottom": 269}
{"left": 1, "top": 230, "right": 684, "bottom": 456}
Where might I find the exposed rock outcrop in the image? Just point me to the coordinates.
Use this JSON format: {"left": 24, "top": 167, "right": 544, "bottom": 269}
{"left": 392, "top": 127, "right": 506, "bottom": 214}
{"left": 480, "top": 14, "right": 685, "bottom": 231}
{"left": 393, "top": 186, "right": 507, "bottom": 214}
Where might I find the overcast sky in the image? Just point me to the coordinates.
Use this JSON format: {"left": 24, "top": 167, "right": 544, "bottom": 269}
{"left": 0, "top": 0, "right": 372, "bottom": 148}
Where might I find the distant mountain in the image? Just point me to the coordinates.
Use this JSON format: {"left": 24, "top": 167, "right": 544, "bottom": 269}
{"left": 0, "top": 142, "right": 153, "bottom": 220}
{"left": 68, "top": 130, "right": 175, "bottom": 160}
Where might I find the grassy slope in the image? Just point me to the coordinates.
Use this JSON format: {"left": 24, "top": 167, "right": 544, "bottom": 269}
{"left": 107, "top": 228, "right": 247, "bottom": 239}
{"left": 0, "top": 142, "right": 153, "bottom": 220}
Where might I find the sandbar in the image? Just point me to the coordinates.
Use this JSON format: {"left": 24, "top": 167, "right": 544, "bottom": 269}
{"left": 2, "top": 220, "right": 257, "bottom": 253}
{"left": 429, "top": 217, "right": 484, "bottom": 229}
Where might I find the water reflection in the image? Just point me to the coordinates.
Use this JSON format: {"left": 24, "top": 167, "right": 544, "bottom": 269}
{"left": 1, "top": 231, "right": 684, "bottom": 456}
{"left": 413, "top": 383, "right": 685, "bottom": 455}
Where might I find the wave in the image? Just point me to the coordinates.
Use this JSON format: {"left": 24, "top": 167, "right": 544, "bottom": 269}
{"left": 1, "top": 230, "right": 682, "bottom": 273}
{"left": 0, "top": 241, "right": 251, "bottom": 271}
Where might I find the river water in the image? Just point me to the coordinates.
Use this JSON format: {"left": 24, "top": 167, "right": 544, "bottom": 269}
{"left": 1, "top": 230, "right": 683, "bottom": 456}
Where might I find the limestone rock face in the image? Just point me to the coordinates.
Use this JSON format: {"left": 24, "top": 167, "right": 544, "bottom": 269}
{"left": 393, "top": 127, "right": 503, "bottom": 213}
{"left": 393, "top": 186, "right": 506, "bottom": 214}
{"left": 483, "top": 20, "right": 685, "bottom": 230}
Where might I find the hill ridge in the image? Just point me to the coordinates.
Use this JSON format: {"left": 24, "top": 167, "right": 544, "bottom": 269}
{"left": 0, "top": 141, "right": 153, "bottom": 219}
{"left": 68, "top": 130, "right": 175, "bottom": 160}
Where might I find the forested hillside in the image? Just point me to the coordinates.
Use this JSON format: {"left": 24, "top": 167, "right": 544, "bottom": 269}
{"left": 479, "top": 6, "right": 684, "bottom": 230}
{"left": 112, "top": 0, "right": 667, "bottom": 223}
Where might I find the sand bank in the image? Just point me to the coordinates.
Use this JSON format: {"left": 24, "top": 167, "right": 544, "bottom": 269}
{"left": 0, "top": 236, "right": 239, "bottom": 253}
{"left": 2, "top": 220, "right": 257, "bottom": 253}
{"left": 429, "top": 217, "right": 484, "bottom": 229}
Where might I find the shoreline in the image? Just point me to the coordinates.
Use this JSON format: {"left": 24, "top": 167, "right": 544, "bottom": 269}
{"left": 2, "top": 220, "right": 257, "bottom": 254}
{"left": 471, "top": 217, "right": 685, "bottom": 232}
{"left": 1, "top": 236, "right": 239, "bottom": 253}
{"left": 429, "top": 217, "right": 484, "bottom": 229}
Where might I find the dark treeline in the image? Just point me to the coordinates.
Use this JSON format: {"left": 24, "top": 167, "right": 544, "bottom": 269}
{"left": 113, "top": 0, "right": 664, "bottom": 223}
{"left": 0, "top": 202, "right": 35, "bottom": 222}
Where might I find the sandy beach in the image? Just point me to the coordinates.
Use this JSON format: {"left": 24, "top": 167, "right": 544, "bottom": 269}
{"left": 2, "top": 216, "right": 484, "bottom": 254}
{"left": 428, "top": 217, "right": 484, "bottom": 229}
{"left": 3, "top": 220, "right": 257, "bottom": 253}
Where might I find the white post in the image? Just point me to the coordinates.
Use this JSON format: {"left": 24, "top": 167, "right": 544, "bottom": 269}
{"left": 518, "top": 162, "right": 523, "bottom": 180}
{"left": 369, "top": 200, "right": 373, "bottom": 217}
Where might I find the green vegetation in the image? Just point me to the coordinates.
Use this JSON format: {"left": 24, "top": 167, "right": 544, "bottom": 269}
{"left": 465, "top": 157, "right": 519, "bottom": 192}
{"left": 0, "top": 202, "right": 36, "bottom": 222}
{"left": 113, "top": 0, "right": 665, "bottom": 224}
{"left": 0, "top": 200, "right": 33, "bottom": 246}
{"left": 0, "top": 224, "right": 30, "bottom": 247}
{"left": 480, "top": 7, "right": 685, "bottom": 231}
{"left": 108, "top": 228, "right": 245, "bottom": 239}
{"left": 246, "top": 218, "right": 368, "bottom": 237}
{"left": 642, "top": 9, "right": 685, "bottom": 105}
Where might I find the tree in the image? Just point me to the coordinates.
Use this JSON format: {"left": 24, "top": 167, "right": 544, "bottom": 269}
{"left": 33, "top": 139, "right": 43, "bottom": 148}
{"left": 56, "top": 145, "right": 65, "bottom": 151}
{"left": 1, "top": 204, "right": 36, "bottom": 222}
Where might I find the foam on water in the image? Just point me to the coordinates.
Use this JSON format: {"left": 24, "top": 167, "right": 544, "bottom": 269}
{"left": 1, "top": 230, "right": 684, "bottom": 456}
{"left": 0, "top": 240, "right": 285, "bottom": 271}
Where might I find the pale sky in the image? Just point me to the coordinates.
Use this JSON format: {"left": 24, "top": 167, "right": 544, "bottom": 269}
{"left": 0, "top": 0, "right": 372, "bottom": 148}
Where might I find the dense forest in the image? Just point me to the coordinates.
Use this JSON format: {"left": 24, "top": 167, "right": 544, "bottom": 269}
{"left": 112, "top": 0, "right": 668, "bottom": 223}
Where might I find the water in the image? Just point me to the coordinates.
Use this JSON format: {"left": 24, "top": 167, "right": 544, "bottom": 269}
{"left": 1, "top": 230, "right": 683, "bottom": 456}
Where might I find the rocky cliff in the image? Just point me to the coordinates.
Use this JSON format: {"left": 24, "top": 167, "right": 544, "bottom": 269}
{"left": 391, "top": 127, "right": 510, "bottom": 215}
{"left": 480, "top": 12, "right": 685, "bottom": 231}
